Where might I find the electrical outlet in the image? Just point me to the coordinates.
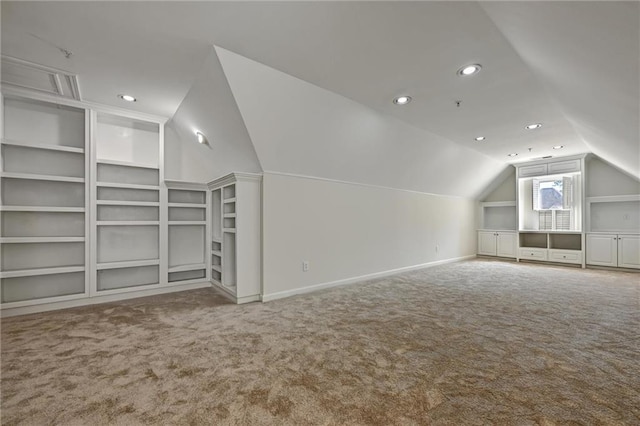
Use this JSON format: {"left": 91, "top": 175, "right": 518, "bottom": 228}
{"left": 623, "top": 214, "right": 630, "bottom": 221}
{"left": 302, "top": 260, "right": 309, "bottom": 272}
{"left": 435, "top": 245, "right": 439, "bottom": 253}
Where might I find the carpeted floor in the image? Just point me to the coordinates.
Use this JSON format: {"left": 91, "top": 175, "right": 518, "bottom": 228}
{"left": 1, "top": 259, "right": 639, "bottom": 425}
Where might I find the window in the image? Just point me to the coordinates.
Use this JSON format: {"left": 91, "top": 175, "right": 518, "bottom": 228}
{"left": 533, "top": 176, "right": 574, "bottom": 230}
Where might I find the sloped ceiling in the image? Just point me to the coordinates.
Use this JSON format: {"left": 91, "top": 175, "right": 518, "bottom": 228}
{"left": 2, "top": 1, "right": 638, "bottom": 188}
{"left": 217, "top": 47, "right": 502, "bottom": 198}
{"left": 165, "top": 47, "right": 262, "bottom": 183}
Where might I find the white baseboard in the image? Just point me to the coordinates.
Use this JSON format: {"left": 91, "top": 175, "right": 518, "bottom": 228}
{"left": 1, "top": 281, "right": 212, "bottom": 318}
{"left": 261, "top": 255, "right": 475, "bottom": 302}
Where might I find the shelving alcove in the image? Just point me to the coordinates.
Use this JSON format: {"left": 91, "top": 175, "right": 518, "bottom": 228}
{"left": 477, "top": 201, "right": 517, "bottom": 259}
{"left": 165, "top": 180, "right": 209, "bottom": 284}
{"left": 585, "top": 194, "right": 640, "bottom": 269}
{"left": 1, "top": 95, "right": 89, "bottom": 307}
{"left": 208, "top": 172, "right": 262, "bottom": 304}
{"left": 0, "top": 90, "right": 211, "bottom": 317}
{"left": 515, "top": 156, "right": 586, "bottom": 267}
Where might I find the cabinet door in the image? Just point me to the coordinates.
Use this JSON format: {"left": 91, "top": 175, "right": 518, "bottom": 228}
{"left": 618, "top": 235, "right": 640, "bottom": 269}
{"left": 548, "top": 159, "right": 580, "bottom": 174}
{"left": 496, "top": 232, "right": 517, "bottom": 258}
{"left": 586, "top": 234, "right": 617, "bottom": 267}
{"left": 519, "top": 164, "right": 548, "bottom": 178}
{"left": 478, "top": 231, "right": 497, "bottom": 256}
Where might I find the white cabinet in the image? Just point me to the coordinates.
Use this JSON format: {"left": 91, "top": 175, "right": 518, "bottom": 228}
{"left": 517, "top": 158, "right": 582, "bottom": 178}
{"left": 548, "top": 159, "right": 580, "bottom": 175}
{"left": 518, "top": 164, "right": 548, "bottom": 178}
{"left": 478, "top": 231, "right": 517, "bottom": 258}
{"left": 587, "top": 234, "right": 640, "bottom": 269}
{"left": 519, "top": 247, "right": 548, "bottom": 261}
{"left": 518, "top": 232, "right": 584, "bottom": 266}
{"left": 208, "top": 172, "right": 262, "bottom": 304}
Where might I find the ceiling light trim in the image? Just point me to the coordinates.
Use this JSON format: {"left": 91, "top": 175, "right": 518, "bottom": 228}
{"left": 457, "top": 64, "right": 482, "bottom": 76}
{"left": 393, "top": 95, "right": 412, "bottom": 105}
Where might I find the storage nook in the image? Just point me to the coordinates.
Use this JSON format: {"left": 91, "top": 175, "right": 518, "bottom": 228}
{"left": 477, "top": 200, "right": 517, "bottom": 259}
{"left": 515, "top": 156, "right": 585, "bottom": 267}
{"left": 93, "top": 112, "right": 163, "bottom": 293}
{"left": 585, "top": 195, "right": 640, "bottom": 269}
{"left": 166, "top": 181, "right": 209, "bottom": 283}
{"left": 1, "top": 97, "right": 88, "bottom": 306}
{"left": 208, "top": 172, "right": 261, "bottom": 303}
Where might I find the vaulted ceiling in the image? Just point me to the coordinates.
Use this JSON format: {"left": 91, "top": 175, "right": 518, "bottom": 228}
{"left": 2, "top": 1, "right": 638, "bottom": 182}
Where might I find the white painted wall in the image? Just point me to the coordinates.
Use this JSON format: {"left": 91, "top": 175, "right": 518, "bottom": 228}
{"left": 262, "top": 173, "right": 476, "bottom": 300}
{"left": 164, "top": 47, "right": 261, "bottom": 182}
{"left": 586, "top": 156, "right": 640, "bottom": 197}
{"left": 217, "top": 46, "right": 504, "bottom": 199}
{"left": 482, "top": 168, "right": 516, "bottom": 202}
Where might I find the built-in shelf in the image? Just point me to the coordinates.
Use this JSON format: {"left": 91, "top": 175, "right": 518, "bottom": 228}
{"left": 96, "top": 221, "right": 160, "bottom": 226}
{"left": 1, "top": 139, "right": 85, "bottom": 154}
{"left": 1, "top": 172, "right": 85, "bottom": 183}
{"left": 96, "top": 200, "right": 160, "bottom": 207}
{"left": 96, "top": 259, "right": 160, "bottom": 270}
{"left": 96, "top": 182, "right": 160, "bottom": 190}
{"left": 223, "top": 213, "right": 237, "bottom": 218}
{"left": 96, "top": 159, "right": 159, "bottom": 169}
{"left": 0, "top": 237, "right": 85, "bottom": 243}
{"left": 168, "top": 263, "right": 206, "bottom": 273}
{"left": 211, "top": 264, "right": 222, "bottom": 273}
{"left": 0, "top": 206, "right": 85, "bottom": 212}
{"left": 0, "top": 266, "right": 85, "bottom": 279}
{"left": 168, "top": 203, "right": 207, "bottom": 209}
{"left": 211, "top": 250, "right": 222, "bottom": 256}
{"left": 223, "top": 197, "right": 236, "bottom": 204}
{"left": 223, "top": 228, "right": 236, "bottom": 233}
{"left": 168, "top": 221, "right": 206, "bottom": 226}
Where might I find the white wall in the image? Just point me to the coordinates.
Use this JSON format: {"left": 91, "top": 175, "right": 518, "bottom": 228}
{"left": 262, "top": 172, "right": 476, "bottom": 300}
{"left": 164, "top": 46, "right": 262, "bottom": 182}
{"left": 217, "top": 46, "right": 504, "bottom": 199}
{"left": 586, "top": 156, "right": 640, "bottom": 197}
{"left": 482, "top": 168, "right": 516, "bottom": 202}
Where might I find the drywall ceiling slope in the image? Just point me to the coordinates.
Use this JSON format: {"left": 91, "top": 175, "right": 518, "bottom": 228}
{"left": 1, "top": 1, "right": 208, "bottom": 118}
{"left": 165, "top": 47, "right": 262, "bottom": 183}
{"left": 217, "top": 47, "right": 504, "bottom": 199}
{"left": 481, "top": 1, "right": 640, "bottom": 179}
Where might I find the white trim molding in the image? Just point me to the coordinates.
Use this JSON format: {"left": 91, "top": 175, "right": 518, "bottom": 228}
{"left": 261, "top": 255, "right": 476, "bottom": 302}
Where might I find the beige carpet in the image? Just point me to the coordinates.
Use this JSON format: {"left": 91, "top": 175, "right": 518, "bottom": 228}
{"left": 1, "top": 259, "right": 639, "bottom": 425}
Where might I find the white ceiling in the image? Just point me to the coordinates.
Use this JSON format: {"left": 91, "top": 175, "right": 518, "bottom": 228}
{"left": 2, "top": 1, "right": 638, "bottom": 177}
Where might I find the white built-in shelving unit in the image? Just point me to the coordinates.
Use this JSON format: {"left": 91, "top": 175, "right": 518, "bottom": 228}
{"left": 1, "top": 96, "right": 89, "bottom": 307}
{"left": 208, "top": 172, "right": 261, "bottom": 304}
{"left": 514, "top": 156, "right": 586, "bottom": 267}
{"left": 477, "top": 201, "right": 517, "bottom": 259}
{"left": 166, "top": 181, "right": 209, "bottom": 284}
{"left": 92, "top": 112, "right": 165, "bottom": 294}
{"left": 585, "top": 194, "right": 640, "bottom": 269}
{"left": 1, "top": 91, "right": 212, "bottom": 316}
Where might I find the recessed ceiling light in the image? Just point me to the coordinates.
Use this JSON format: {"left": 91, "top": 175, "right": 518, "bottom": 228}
{"left": 118, "top": 94, "right": 136, "bottom": 102}
{"left": 457, "top": 64, "right": 482, "bottom": 76}
{"left": 393, "top": 95, "right": 412, "bottom": 105}
{"left": 475, "top": 136, "right": 485, "bottom": 141}
{"left": 525, "top": 123, "right": 542, "bottom": 130}
{"left": 508, "top": 153, "right": 518, "bottom": 157}
{"left": 553, "top": 145, "right": 564, "bottom": 150}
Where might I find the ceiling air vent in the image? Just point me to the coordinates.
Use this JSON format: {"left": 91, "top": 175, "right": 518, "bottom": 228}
{"left": 1, "top": 55, "right": 81, "bottom": 100}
